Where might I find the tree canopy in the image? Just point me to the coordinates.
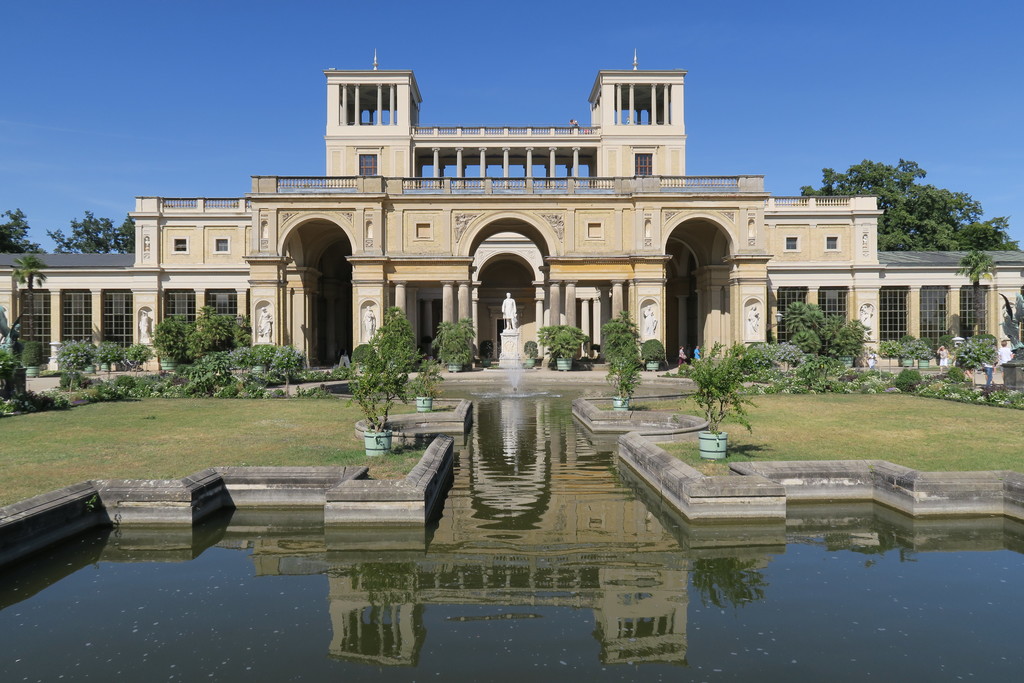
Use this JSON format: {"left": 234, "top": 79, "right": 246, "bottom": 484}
{"left": 47, "top": 211, "right": 135, "bottom": 253}
{"left": 801, "top": 159, "right": 1017, "bottom": 251}
{"left": 0, "top": 209, "right": 41, "bottom": 253}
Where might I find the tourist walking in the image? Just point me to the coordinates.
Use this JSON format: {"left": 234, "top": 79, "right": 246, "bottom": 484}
{"left": 678, "top": 346, "right": 687, "bottom": 367}
{"left": 693, "top": 345, "right": 701, "bottom": 361}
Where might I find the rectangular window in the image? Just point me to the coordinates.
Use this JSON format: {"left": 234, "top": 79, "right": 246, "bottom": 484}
{"left": 165, "top": 289, "right": 197, "bottom": 323}
{"left": 634, "top": 153, "right": 653, "bottom": 176}
{"left": 19, "top": 289, "right": 51, "bottom": 346}
{"left": 818, "top": 288, "right": 847, "bottom": 319}
{"left": 358, "top": 154, "right": 378, "bottom": 176}
{"left": 103, "top": 291, "right": 134, "bottom": 347}
{"left": 775, "top": 287, "right": 808, "bottom": 342}
{"left": 785, "top": 236, "right": 799, "bottom": 250}
{"left": 62, "top": 290, "right": 92, "bottom": 341}
{"left": 825, "top": 236, "right": 839, "bottom": 250}
{"left": 205, "top": 290, "right": 238, "bottom": 317}
{"left": 214, "top": 238, "right": 230, "bottom": 253}
{"left": 415, "top": 222, "right": 431, "bottom": 240}
{"left": 919, "top": 286, "right": 948, "bottom": 343}
{"left": 587, "top": 222, "right": 603, "bottom": 240}
{"left": 173, "top": 238, "right": 188, "bottom": 253}
{"left": 879, "top": 287, "right": 909, "bottom": 341}
{"left": 959, "top": 285, "right": 987, "bottom": 336}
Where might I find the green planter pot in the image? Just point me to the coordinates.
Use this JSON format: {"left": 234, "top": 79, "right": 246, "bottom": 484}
{"left": 24, "top": 366, "right": 40, "bottom": 378}
{"left": 364, "top": 429, "right": 393, "bottom": 457}
{"left": 612, "top": 396, "right": 631, "bottom": 411}
{"left": 645, "top": 361, "right": 660, "bottom": 371}
{"left": 698, "top": 431, "right": 728, "bottom": 460}
{"left": 84, "top": 364, "right": 96, "bottom": 374}
{"left": 479, "top": 359, "right": 492, "bottom": 368}
{"left": 159, "top": 359, "right": 178, "bottom": 372}
{"left": 523, "top": 358, "right": 536, "bottom": 369}
{"left": 252, "top": 364, "right": 267, "bottom": 374}
{"left": 556, "top": 358, "right": 572, "bottom": 371}
{"left": 840, "top": 356, "right": 854, "bottom": 368}
{"left": 100, "top": 363, "right": 111, "bottom": 373}
{"left": 917, "top": 360, "right": 930, "bottom": 369}
{"left": 415, "top": 396, "right": 433, "bottom": 413}
{"left": 900, "top": 358, "right": 915, "bottom": 367}
{"left": 446, "top": 363, "right": 463, "bottom": 373}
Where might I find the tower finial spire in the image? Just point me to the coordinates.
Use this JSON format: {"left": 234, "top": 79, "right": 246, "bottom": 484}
{"left": 373, "top": 49, "right": 378, "bottom": 71}
{"left": 632, "top": 49, "right": 638, "bottom": 70}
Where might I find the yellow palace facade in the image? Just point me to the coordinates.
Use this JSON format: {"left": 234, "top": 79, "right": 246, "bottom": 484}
{"left": 2, "top": 65, "right": 1022, "bottom": 364}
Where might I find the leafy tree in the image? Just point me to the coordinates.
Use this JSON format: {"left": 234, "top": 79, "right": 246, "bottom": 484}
{"left": 601, "top": 311, "right": 640, "bottom": 365}
{"left": 688, "top": 343, "right": 754, "bottom": 434}
{"left": 801, "top": 159, "right": 1017, "bottom": 251}
{"left": 187, "top": 306, "right": 243, "bottom": 359}
{"left": 956, "top": 249, "right": 995, "bottom": 336}
{"left": 11, "top": 254, "right": 47, "bottom": 341}
{"left": 47, "top": 211, "right": 135, "bottom": 253}
{"left": 350, "top": 307, "right": 420, "bottom": 433}
{"left": 784, "top": 302, "right": 867, "bottom": 358}
{"left": 0, "top": 209, "right": 41, "bottom": 253}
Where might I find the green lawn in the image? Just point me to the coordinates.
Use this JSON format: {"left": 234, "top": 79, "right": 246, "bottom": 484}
{"left": 648, "top": 394, "right": 1024, "bottom": 475}
{"left": 0, "top": 399, "right": 423, "bottom": 507}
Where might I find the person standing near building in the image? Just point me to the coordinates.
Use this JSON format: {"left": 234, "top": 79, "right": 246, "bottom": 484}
{"left": 678, "top": 346, "right": 687, "bottom": 367}
{"left": 693, "top": 345, "right": 701, "bottom": 361}
{"left": 938, "top": 345, "right": 950, "bottom": 370}
{"left": 998, "top": 339, "right": 1014, "bottom": 382}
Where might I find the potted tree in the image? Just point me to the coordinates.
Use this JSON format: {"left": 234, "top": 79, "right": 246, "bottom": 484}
{"left": 21, "top": 340, "right": 43, "bottom": 378}
{"left": 602, "top": 311, "right": 641, "bottom": 408}
{"left": 904, "top": 337, "right": 934, "bottom": 368}
{"left": 96, "top": 341, "right": 125, "bottom": 376}
{"left": 153, "top": 315, "right": 191, "bottom": 371}
{"left": 641, "top": 338, "right": 666, "bottom": 371}
{"left": 124, "top": 343, "right": 153, "bottom": 372}
{"left": 878, "top": 339, "right": 904, "bottom": 370}
{"left": 350, "top": 306, "right": 420, "bottom": 455}
{"left": 688, "top": 343, "right": 754, "bottom": 460}
{"left": 897, "top": 335, "right": 919, "bottom": 367}
{"left": 409, "top": 359, "right": 444, "bottom": 412}
{"left": 56, "top": 340, "right": 95, "bottom": 389}
{"left": 479, "top": 339, "right": 494, "bottom": 368}
{"left": 523, "top": 340, "right": 539, "bottom": 369}
{"left": 538, "top": 325, "right": 588, "bottom": 371}
{"left": 432, "top": 318, "right": 475, "bottom": 372}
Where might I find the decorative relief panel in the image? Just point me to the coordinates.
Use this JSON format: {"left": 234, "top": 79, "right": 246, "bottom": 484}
{"left": 541, "top": 213, "right": 564, "bottom": 240}
{"left": 454, "top": 213, "right": 480, "bottom": 243}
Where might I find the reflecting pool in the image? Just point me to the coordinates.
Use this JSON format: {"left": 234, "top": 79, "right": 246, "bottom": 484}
{"left": 2, "top": 389, "right": 1023, "bottom": 681}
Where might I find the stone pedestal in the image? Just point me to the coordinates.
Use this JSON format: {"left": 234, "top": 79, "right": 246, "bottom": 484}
{"left": 1004, "top": 361, "right": 1024, "bottom": 392}
{"left": 498, "top": 329, "right": 522, "bottom": 369}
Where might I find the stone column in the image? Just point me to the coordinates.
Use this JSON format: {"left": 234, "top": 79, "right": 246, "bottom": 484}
{"left": 456, "top": 148, "right": 464, "bottom": 178}
{"left": 525, "top": 148, "right": 533, "bottom": 178}
{"left": 592, "top": 295, "right": 603, "bottom": 347}
{"left": 471, "top": 285, "right": 480, "bottom": 339}
{"left": 458, "top": 281, "right": 470, "bottom": 320}
{"left": 195, "top": 289, "right": 206, "bottom": 315}
{"left": 478, "top": 148, "right": 487, "bottom": 178}
{"left": 611, "top": 280, "right": 625, "bottom": 318}
{"left": 502, "top": 147, "right": 510, "bottom": 177}
{"left": 432, "top": 148, "right": 440, "bottom": 178}
{"left": 664, "top": 85, "right": 671, "bottom": 124}
{"left": 908, "top": 285, "right": 922, "bottom": 338}
{"left": 564, "top": 281, "right": 577, "bottom": 328}
{"left": 442, "top": 281, "right": 455, "bottom": 323}
{"left": 628, "top": 84, "right": 635, "bottom": 124}
{"left": 572, "top": 147, "right": 580, "bottom": 177}
{"left": 534, "top": 284, "right": 545, "bottom": 336}
{"left": 581, "top": 297, "right": 591, "bottom": 354}
{"left": 390, "top": 84, "right": 397, "bottom": 125}
{"left": 395, "top": 282, "right": 407, "bottom": 313}
{"left": 49, "top": 290, "right": 62, "bottom": 345}
{"left": 341, "top": 85, "right": 348, "bottom": 126}
{"left": 548, "top": 147, "right": 557, "bottom": 177}
{"left": 549, "top": 281, "right": 562, "bottom": 325}
{"left": 376, "top": 84, "right": 383, "bottom": 125}
{"left": 650, "top": 85, "right": 658, "bottom": 124}
{"left": 354, "top": 85, "right": 360, "bottom": 125}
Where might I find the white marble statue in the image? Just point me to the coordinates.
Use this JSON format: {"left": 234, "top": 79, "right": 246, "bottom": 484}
{"left": 257, "top": 305, "right": 274, "bottom": 343}
{"left": 642, "top": 304, "right": 658, "bottom": 338}
{"left": 363, "top": 306, "right": 377, "bottom": 340}
{"left": 859, "top": 303, "right": 875, "bottom": 329}
{"left": 747, "top": 304, "right": 760, "bottom": 337}
{"left": 138, "top": 309, "right": 152, "bottom": 344}
{"left": 501, "top": 292, "right": 518, "bottom": 331}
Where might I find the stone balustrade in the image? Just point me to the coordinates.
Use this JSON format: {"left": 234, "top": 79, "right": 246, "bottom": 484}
{"left": 414, "top": 125, "right": 600, "bottom": 137}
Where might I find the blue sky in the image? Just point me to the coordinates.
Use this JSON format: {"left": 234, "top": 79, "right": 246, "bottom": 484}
{"left": 2, "top": 0, "right": 1021, "bottom": 250}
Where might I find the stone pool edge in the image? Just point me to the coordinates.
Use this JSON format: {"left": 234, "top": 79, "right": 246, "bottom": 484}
{"left": 0, "top": 400, "right": 470, "bottom": 569}
{"left": 572, "top": 397, "right": 1024, "bottom": 523}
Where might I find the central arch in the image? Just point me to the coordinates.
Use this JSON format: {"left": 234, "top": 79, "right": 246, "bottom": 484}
{"left": 664, "top": 216, "right": 734, "bottom": 353}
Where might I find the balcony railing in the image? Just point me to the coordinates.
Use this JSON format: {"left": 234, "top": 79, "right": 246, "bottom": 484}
{"left": 413, "top": 125, "right": 600, "bottom": 137}
{"left": 765, "top": 196, "right": 877, "bottom": 210}
{"left": 249, "top": 175, "right": 765, "bottom": 196}
{"left": 158, "top": 198, "right": 247, "bottom": 211}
